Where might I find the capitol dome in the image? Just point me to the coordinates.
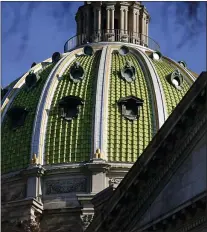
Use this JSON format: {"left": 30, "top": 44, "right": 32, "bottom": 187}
{"left": 1, "top": 1, "right": 198, "bottom": 231}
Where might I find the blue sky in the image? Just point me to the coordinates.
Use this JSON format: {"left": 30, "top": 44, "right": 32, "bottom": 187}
{"left": 2, "top": 1, "right": 206, "bottom": 87}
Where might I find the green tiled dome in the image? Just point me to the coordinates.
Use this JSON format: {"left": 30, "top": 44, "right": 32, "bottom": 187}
{"left": 1, "top": 44, "right": 196, "bottom": 174}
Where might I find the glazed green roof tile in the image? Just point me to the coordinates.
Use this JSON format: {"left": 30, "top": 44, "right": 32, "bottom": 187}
{"left": 45, "top": 51, "right": 101, "bottom": 164}
{"left": 151, "top": 58, "right": 190, "bottom": 116}
{"left": 1, "top": 64, "right": 55, "bottom": 174}
{"left": 107, "top": 53, "right": 157, "bottom": 162}
{"left": 1, "top": 44, "right": 197, "bottom": 173}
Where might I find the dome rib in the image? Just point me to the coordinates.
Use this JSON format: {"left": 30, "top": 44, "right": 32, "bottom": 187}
{"left": 31, "top": 48, "right": 83, "bottom": 165}
{"left": 1, "top": 63, "right": 55, "bottom": 173}
{"left": 134, "top": 48, "right": 168, "bottom": 127}
{"left": 93, "top": 45, "right": 108, "bottom": 157}
{"left": 1, "top": 58, "right": 52, "bottom": 122}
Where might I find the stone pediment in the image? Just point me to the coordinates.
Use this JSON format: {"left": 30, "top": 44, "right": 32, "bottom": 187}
{"left": 138, "top": 133, "right": 207, "bottom": 228}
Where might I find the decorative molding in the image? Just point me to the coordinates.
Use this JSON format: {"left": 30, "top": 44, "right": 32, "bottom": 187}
{"left": 2, "top": 185, "right": 26, "bottom": 202}
{"left": 2, "top": 219, "right": 40, "bottom": 232}
{"left": 81, "top": 214, "right": 94, "bottom": 230}
{"left": 109, "top": 178, "right": 122, "bottom": 187}
{"left": 45, "top": 178, "right": 87, "bottom": 195}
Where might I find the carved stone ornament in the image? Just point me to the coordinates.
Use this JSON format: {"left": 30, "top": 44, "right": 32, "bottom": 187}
{"left": 109, "top": 178, "right": 122, "bottom": 187}
{"left": 69, "top": 61, "right": 85, "bottom": 82}
{"left": 2, "top": 219, "right": 40, "bottom": 232}
{"left": 81, "top": 214, "right": 94, "bottom": 230}
{"left": 45, "top": 178, "right": 87, "bottom": 195}
{"left": 120, "top": 61, "right": 136, "bottom": 82}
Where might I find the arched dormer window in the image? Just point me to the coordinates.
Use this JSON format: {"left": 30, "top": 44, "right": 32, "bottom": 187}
{"left": 59, "top": 96, "right": 84, "bottom": 121}
{"left": 7, "top": 106, "right": 28, "bottom": 129}
{"left": 118, "top": 96, "right": 144, "bottom": 121}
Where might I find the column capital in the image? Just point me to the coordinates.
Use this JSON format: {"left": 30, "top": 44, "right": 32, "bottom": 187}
{"left": 106, "top": 5, "right": 115, "bottom": 10}
{"left": 120, "top": 5, "right": 129, "bottom": 11}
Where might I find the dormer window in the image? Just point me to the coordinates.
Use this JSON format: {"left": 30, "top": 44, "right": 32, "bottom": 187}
{"left": 25, "top": 71, "right": 39, "bottom": 89}
{"left": 59, "top": 96, "right": 84, "bottom": 121}
{"left": 69, "top": 62, "right": 85, "bottom": 83}
{"left": 120, "top": 61, "right": 136, "bottom": 83}
{"left": 7, "top": 107, "right": 28, "bottom": 129}
{"left": 118, "top": 96, "right": 144, "bottom": 121}
{"left": 169, "top": 69, "right": 184, "bottom": 90}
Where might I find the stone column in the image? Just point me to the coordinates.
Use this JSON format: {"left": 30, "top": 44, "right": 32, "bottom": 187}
{"left": 124, "top": 9, "right": 128, "bottom": 33}
{"left": 111, "top": 7, "right": 115, "bottom": 31}
{"left": 136, "top": 11, "right": 139, "bottom": 34}
{"left": 120, "top": 7, "right": 124, "bottom": 34}
{"left": 146, "top": 18, "right": 149, "bottom": 47}
{"left": 106, "top": 7, "right": 110, "bottom": 33}
{"left": 97, "top": 7, "right": 101, "bottom": 32}
{"left": 93, "top": 7, "right": 97, "bottom": 33}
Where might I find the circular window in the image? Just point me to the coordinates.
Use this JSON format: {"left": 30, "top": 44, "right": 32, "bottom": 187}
{"left": 178, "top": 61, "right": 187, "bottom": 68}
{"left": 170, "top": 69, "right": 184, "bottom": 90}
{"left": 83, "top": 45, "right": 93, "bottom": 56}
{"left": 69, "top": 62, "right": 85, "bottom": 83}
{"left": 31, "top": 62, "right": 36, "bottom": 68}
{"left": 52, "top": 52, "right": 61, "bottom": 63}
{"left": 172, "top": 77, "right": 180, "bottom": 86}
{"left": 25, "top": 72, "right": 39, "bottom": 89}
{"left": 119, "top": 46, "right": 129, "bottom": 56}
{"left": 151, "top": 51, "right": 162, "bottom": 60}
{"left": 121, "top": 61, "right": 136, "bottom": 83}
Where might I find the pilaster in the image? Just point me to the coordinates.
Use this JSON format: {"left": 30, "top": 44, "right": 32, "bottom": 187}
{"left": 87, "top": 160, "right": 110, "bottom": 194}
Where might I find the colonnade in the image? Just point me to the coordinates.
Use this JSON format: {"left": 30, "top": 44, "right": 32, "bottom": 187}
{"left": 75, "top": 1, "right": 150, "bottom": 45}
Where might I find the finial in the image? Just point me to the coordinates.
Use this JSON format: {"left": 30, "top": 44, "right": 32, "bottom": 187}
{"left": 31, "top": 154, "right": 38, "bottom": 164}
{"left": 94, "top": 148, "right": 102, "bottom": 159}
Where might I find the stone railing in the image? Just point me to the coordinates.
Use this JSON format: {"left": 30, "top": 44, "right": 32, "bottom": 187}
{"left": 64, "top": 29, "right": 160, "bottom": 52}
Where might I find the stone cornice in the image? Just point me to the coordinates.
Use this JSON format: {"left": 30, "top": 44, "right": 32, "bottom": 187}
{"left": 2, "top": 197, "right": 43, "bottom": 212}
{"left": 21, "top": 165, "right": 45, "bottom": 177}
{"left": 134, "top": 192, "right": 207, "bottom": 231}
{"left": 86, "top": 72, "right": 207, "bottom": 231}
